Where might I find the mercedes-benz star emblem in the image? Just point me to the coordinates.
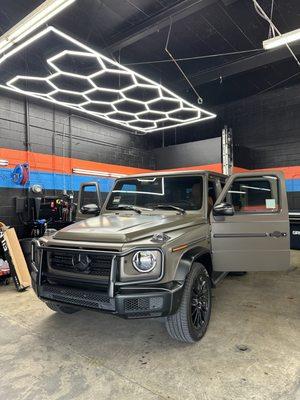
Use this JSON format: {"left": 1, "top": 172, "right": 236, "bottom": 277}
{"left": 72, "top": 254, "right": 91, "bottom": 273}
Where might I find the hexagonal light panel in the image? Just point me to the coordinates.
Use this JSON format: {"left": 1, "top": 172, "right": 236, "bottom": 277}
{"left": 137, "top": 111, "right": 166, "bottom": 122}
{"left": 91, "top": 70, "right": 134, "bottom": 91}
{"left": 169, "top": 108, "right": 200, "bottom": 121}
{"left": 0, "top": 26, "right": 216, "bottom": 133}
{"left": 109, "top": 112, "right": 137, "bottom": 122}
{"left": 49, "top": 73, "right": 94, "bottom": 93}
{"left": 85, "top": 88, "right": 122, "bottom": 103}
{"left": 8, "top": 76, "right": 55, "bottom": 95}
{"left": 123, "top": 84, "right": 160, "bottom": 102}
{"left": 129, "top": 120, "right": 157, "bottom": 130}
{"left": 148, "top": 98, "right": 181, "bottom": 113}
{"left": 114, "top": 99, "right": 146, "bottom": 114}
{"left": 48, "top": 50, "right": 104, "bottom": 77}
{"left": 81, "top": 102, "right": 115, "bottom": 114}
{"left": 50, "top": 91, "right": 87, "bottom": 105}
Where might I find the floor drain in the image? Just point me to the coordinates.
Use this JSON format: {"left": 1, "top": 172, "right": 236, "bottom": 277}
{"left": 236, "top": 344, "right": 249, "bottom": 352}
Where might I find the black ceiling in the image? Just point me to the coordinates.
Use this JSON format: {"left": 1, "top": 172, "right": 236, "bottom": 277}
{"left": 1, "top": 0, "right": 300, "bottom": 108}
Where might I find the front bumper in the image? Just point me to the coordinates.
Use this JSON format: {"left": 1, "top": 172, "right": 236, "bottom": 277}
{"left": 31, "top": 269, "right": 183, "bottom": 318}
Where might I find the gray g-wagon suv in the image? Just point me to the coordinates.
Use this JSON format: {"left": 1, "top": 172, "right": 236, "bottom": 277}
{"left": 31, "top": 170, "right": 290, "bottom": 343}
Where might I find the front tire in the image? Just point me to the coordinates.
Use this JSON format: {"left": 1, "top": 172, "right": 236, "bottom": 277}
{"left": 165, "top": 262, "right": 211, "bottom": 343}
{"left": 46, "top": 302, "right": 79, "bottom": 314}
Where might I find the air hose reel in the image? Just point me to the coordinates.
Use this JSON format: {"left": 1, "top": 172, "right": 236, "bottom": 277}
{"left": 11, "top": 163, "right": 30, "bottom": 186}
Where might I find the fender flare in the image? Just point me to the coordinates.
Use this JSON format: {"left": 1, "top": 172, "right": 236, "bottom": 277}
{"left": 174, "top": 246, "right": 211, "bottom": 282}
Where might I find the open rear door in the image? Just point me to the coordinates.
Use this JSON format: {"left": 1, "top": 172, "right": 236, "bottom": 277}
{"left": 210, "top": 171, "right": 290, "bottom": 271}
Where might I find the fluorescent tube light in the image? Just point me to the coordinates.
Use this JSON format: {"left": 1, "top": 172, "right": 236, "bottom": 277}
{"left": 263, "top": 28, "right": 300, "bottom": 50}
{"left": 72, "top": 168, "right": 126, "bottom": 178}
{"left": 0, "top": 0, "right": 76, "bottom": 54}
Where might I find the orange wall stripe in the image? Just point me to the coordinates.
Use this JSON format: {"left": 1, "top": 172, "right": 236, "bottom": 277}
{"left": 1, "top": 147, "right": 300, "bottom": 179}
{"left": 0, "top": 148, "right": 152, "bottom": 175}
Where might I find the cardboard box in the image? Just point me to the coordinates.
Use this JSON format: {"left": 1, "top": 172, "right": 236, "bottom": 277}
{"left": 0, "top": 222, "right": 31, "bottom": 291}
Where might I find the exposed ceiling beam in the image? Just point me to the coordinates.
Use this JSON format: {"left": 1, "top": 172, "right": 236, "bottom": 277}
{"left": 186, "top": 44, "right": 300, "bottom": 86}
{"left": 106, "top": 0, "right": 219, "bottom": 53}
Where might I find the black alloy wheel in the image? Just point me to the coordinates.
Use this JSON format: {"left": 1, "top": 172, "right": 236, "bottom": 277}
{"left": 165, "top": 262, "right": 212, "bottom": 343}
{"left": 191, "top": 272, "right": 210, "bottom": 330}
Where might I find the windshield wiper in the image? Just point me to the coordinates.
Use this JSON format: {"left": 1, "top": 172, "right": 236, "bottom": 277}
{"left": 114, "top": 205, "right": 142, "bottom": 214}
{"left": 153, "top": 204, "right": 186, "bottom": 214}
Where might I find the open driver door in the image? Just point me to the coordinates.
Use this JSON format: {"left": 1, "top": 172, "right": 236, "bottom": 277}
{"left": 210, "top": 171, "right": 290, "bottom": 271}
{"left": 76, "top": 182, "right": 102, "bottom": 221}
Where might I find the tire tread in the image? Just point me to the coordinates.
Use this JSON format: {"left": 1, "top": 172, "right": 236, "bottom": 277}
{"left": 165, "top": 263, "right": 211, "bottom": 343}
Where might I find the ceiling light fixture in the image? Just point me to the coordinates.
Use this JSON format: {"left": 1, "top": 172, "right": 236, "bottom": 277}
{"left": 0, "top": 26, "right": 216, "bottom": 133}
{"left": 0, "top": 0, "right": 76, "bottom": 54}
{"left": 72, "top": 168, "right": 126, "bottom": 178}
{"left": 253, "top": 0, "right": 300, "bottom": 66}
{"left": 263, "top": 28, "right": 300, "bottom": 50}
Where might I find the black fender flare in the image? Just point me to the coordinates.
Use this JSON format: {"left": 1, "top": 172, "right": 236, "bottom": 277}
{"left": 174, "top": 246, "right": 211, "bottom": 282}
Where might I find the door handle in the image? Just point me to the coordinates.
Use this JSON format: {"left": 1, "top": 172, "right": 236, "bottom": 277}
{"left": 268, "top": 231, "right": 287, "bottom": 238}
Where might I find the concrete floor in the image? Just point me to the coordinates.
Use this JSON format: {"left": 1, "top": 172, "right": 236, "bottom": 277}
{"left": 0, "top": 253, "right": 299, "bottom": 400}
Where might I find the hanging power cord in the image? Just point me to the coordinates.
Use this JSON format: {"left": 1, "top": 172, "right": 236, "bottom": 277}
{"left": 252, "top": 0, "right": 300, "bottom": 67}
{"left": 257, "top": 70, "right": 300, "bottom": 95}
{"left": 164, "top": 18, "right": 204, "bottom": 104}
{"left": 268, "top": 0, "right": 275, "bottom": 39}
{"left": 125, "top": 48, "right": 263, "bottom": 66}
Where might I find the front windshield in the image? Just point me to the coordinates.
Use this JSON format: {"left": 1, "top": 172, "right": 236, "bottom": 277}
{"left": 106, "top": 175, "right": 203, "bottom": 211}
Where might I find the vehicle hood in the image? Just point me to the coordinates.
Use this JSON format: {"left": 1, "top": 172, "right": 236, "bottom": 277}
{"left": 53, "top": 213, "right": 203, "bottom": 243}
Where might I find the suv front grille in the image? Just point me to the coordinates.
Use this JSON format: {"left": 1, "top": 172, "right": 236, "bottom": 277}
{"left": 48, "top": 251, "right": 113, "bottom": 278}
{"left": 40, "top": 284, "right": 115, "bottom": 310}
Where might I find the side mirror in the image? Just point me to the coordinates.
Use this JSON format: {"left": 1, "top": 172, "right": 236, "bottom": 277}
{"left": 213, "top": 202, "right": 234, "bottom": 216}
{"left": 81, "top": 203, "right": 100, "bottom": 215}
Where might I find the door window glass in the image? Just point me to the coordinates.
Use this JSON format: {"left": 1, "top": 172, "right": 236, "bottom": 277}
{"left": 208, "top": 180, "right": 217, "bottom": 216}
{"left": 225, "top": 176, "right": 279, "bottom": 213}
{"left": 80, "top": 184, "right": 99, "bottom": 209}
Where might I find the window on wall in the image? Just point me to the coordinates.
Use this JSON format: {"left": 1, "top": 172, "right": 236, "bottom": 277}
{"left": 225, "top": 176, "right": 280, "bottom": 213}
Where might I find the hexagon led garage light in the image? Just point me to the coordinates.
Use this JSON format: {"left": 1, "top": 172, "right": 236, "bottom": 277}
{"left": 0, "top": 26, "right": 216, "bottom": 132}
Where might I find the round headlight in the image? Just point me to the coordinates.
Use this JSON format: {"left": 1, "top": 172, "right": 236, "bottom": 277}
{"left": 132, "top": 251, "right": 157, "bottom": 273}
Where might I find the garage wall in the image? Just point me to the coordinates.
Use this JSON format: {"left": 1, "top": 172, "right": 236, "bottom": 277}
{"left": 0, "top": 92, "right": 156, "bottom": 168}
{"left": 223, "top": 84, "right": 300, "bottom": 170}
{"left": 220, "top": 83, "right": 300, "bottom": 210}
{"left": 153, "top": 137, "right": 222, "bottom": 170}
{"left": 161, "top": 83, "right": 300, "bottom": 210}
{"left": 0, "top": 91, "right": 155, "bottom": 234}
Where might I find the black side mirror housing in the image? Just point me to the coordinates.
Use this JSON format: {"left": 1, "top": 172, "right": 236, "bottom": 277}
{"left": 81, "top": 203, "right": 100, "bottom": 215}
{"left": 213, "top": 202, "right": 234, "bottom": 216}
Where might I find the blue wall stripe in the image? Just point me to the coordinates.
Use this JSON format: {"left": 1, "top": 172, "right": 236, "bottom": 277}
{"left": 0, "top": 168, "right": 300, "bottom": 193}
{"left": 286, "top": 179, "right": 300, "bottom": 192}
{"left": 0, "top": 168, "right": 115, "bottom": 192}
